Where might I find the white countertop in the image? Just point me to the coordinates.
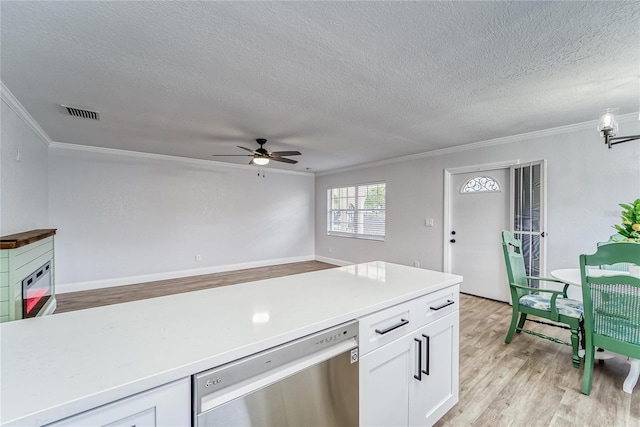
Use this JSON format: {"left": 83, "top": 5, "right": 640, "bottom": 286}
{"left": 0, "top": 261, "right": 461, "bottom": 426}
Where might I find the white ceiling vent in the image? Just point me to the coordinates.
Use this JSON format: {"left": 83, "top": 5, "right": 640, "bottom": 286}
{"left": 61, "top": 105, "right": 100, "bottom": 120}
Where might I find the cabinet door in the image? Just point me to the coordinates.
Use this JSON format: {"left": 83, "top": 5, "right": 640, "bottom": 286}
{"left": 360, "top": 332, "right": 416, "bottom": 427}
{"left": 46, "top": 378, "right": 190, "bottom": 427}
{"left": 409, "top": 312, "right": 459, "bottom": 426}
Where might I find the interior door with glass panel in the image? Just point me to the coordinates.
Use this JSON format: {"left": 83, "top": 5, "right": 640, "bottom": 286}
{"left": 511, "top": 161, "right": 546, "bottom": 287}
{"left": 450, "top": 169, "right": 510, "bottom": 302}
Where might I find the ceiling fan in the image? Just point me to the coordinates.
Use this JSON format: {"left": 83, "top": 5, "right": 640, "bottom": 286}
{"left": 212, "top": 138, "right": 301, "bottom": 165}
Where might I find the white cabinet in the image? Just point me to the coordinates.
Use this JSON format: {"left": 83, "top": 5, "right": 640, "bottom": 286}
{"left": 46, "top": 378, "right": 190, "bottom": 427}
{"left": 360, "top": 331, "right": 413, "bottom": 426}
{"left": 359, "top": 286, "right": 459, "bottom": 427}
{"left": 409, "top": 313, "right": 459, "bottom": 426}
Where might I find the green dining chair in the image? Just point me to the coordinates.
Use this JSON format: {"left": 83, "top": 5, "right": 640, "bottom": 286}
{"left": 579, "top": 242, "right": 640, "bottom": 395}
{"left": 597, "top": 235, "right": 631, "bottom": 272}
{"left": 501, "top": 230, "right": 583, "bottom": 368}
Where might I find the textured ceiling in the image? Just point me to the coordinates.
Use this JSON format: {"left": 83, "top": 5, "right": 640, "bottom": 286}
{"left": 1, "top": 1, "right": 639, "bottom": 172}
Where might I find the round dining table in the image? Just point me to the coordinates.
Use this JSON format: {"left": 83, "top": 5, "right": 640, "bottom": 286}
{"left": 550, "top": 268, "right": 630, "bottom": 286}
{"left": 550, "top": 268, "right": 639, "bottom": 394}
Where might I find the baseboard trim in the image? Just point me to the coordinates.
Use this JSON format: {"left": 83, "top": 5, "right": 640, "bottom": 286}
{"left": 56, "top": 255, "right": 316, "bottom": 294}
{"left": 315, "top": 255, "right": 353, "bottom": 266}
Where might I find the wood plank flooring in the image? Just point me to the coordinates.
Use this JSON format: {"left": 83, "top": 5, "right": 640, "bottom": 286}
{"left": 55, "top": 263, "right": 638, "bottom": 425}
{"left": 55, "top": 260, "right": 335, "bottom": 313}
{"left": 436, "top": 293, "right": 639, "bottom": 427}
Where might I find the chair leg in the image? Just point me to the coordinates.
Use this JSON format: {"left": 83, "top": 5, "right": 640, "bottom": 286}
{"left": 505, "top": 309, "right": 520, "bottom": 343}
{"left": 581, "top": 344, "right": 595, "bottom": 395}
{"left": 570, "top": 327, "right": 580, "bottom": 368}
{"left": 516, "top": 313, "right": 527, "bottom": 333}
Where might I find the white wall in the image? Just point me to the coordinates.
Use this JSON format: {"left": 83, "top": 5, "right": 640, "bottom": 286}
{"left": 315, "top": 117, "right": 640, "bottom": 278}
{"left": 49, "top": 147, "right": 315, "bottom": 289}
{"left": 0, "top": 97, "right": 50, "bottom": 235}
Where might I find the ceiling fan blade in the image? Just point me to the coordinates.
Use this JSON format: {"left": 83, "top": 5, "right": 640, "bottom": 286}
{"left": 212, "top": 154, "right": 253, "bottom": 157}
{"left": 270, "top": 151, "right": 301, "bottom": 156}
{"left": 237, "top": 146, "right": 257, "bottom": 154}
{"left": 270, "top": 156, "right": 298, "bottom": 164}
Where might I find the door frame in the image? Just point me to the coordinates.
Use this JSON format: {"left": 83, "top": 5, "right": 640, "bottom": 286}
{"left": 443, "top": 159, "right": 520, "bottom": 273}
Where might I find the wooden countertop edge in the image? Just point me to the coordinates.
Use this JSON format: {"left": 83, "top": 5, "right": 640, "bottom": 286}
{"left": 0, "top": 229, "right": 57, "bottom": 250}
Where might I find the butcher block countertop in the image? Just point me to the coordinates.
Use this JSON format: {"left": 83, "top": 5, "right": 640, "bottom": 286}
{"left": 0, "top": 229, "right": 57, "bottom": 249}
{"left": 0, "top": 261, "right": 462, "bottom": 426}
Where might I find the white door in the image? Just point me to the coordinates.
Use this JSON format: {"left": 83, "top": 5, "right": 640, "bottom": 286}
{"left": 450, "top": 169, "right": 510, "bottom": 302}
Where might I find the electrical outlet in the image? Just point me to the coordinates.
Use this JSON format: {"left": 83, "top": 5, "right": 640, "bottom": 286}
{"left": 195, "top": 254, "right": 202, "bottom": 262}
{"left": 413, "top": 260, "right": 420, "bottom": 268}
{"left": 424, "top": 218, "right": 434, "bottom": 227}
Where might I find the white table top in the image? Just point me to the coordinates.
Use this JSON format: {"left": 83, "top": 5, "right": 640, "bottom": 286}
{"left": 550, "top": 268, "right": 631, "bottom": 286}
{"left": 0, "top": 261, "right": 461, "bottom": 426}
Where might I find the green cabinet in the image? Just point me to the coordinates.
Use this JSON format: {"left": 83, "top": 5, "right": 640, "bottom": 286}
{"left": 0, "top": 231, "right": 56, "bottom": 322}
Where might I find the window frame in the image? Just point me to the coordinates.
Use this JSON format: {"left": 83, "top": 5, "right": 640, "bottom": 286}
{"left": 326, "top": 181, "right": 386, "bottom": 241}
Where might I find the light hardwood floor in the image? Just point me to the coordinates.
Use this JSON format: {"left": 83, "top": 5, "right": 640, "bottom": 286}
{"left": 55, "top": 263, "right": 638, "bottom": 425}
{"left": 55, "top": 260, "right": 335, "bottom": 313}
{"left": 437, "top": 294, "right": 639, "bottom": 427}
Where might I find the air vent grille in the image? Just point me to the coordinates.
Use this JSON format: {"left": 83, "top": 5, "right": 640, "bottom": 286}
{"left": 61, "top": 105, "right": 100, "bottom": 120}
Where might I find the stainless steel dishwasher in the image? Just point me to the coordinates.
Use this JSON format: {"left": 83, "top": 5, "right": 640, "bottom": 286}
{"left": 193, "top": 321, "right": 359, "bottom": 426}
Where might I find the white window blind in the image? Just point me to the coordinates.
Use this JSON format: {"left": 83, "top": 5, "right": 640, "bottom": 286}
{"left": 327, "top": 182, "right": 386, "bottom": 240}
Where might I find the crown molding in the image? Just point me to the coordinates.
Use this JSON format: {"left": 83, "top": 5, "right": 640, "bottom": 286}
{"left": 316, "top": 112, "right": 639, "bottom": 177}
{"left": 0, "top": 81, "right": 52, "bottom": 148}
{"left": 50, "top": 141, "right": 314, "bottom": 176}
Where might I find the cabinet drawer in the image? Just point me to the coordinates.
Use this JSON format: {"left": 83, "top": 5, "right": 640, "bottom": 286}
{"left": 359, "top": 301, "right": 413, "bottom": 355}
{"left": 411, "top": 285, "right": 459, "bottom": 329}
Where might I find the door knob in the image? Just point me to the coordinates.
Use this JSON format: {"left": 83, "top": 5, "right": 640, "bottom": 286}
{"left": 450, "top": 239, "right": 456, "bottom": 243}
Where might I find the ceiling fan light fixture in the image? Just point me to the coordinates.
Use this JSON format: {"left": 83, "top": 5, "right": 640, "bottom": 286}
{"left": 253, "top": 156, "right": 269, "bottom": 166}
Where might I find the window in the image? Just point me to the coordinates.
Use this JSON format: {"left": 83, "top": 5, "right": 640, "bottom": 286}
{"left": 327, "top": 182, "right": 386, "bottom": 240}
{"left": 460, "top": 176, "right": 500, "bottom": 193}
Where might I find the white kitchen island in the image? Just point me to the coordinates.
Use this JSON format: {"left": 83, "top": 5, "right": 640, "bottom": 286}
{"left": 0, "top": 261, "right": 461, "bottom": 426}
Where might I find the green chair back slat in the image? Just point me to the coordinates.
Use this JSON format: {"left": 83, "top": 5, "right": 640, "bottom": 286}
{"left": 502, "top": 231, "right": 530, "bottom": 301}
{"left": 597, "top": 237, "right": 631, "bottom": 272}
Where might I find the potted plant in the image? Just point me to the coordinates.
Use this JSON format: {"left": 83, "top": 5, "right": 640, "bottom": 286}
{"left": 613, "top": 198, "right": 640, "bottom": 242}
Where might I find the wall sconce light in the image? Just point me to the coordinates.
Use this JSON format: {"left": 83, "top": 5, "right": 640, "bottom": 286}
{"left": 252, "top": 156, "right": 269, "bottom": 166}
{"left": 598, "top": 108, "right": 640, "bottom": 149}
